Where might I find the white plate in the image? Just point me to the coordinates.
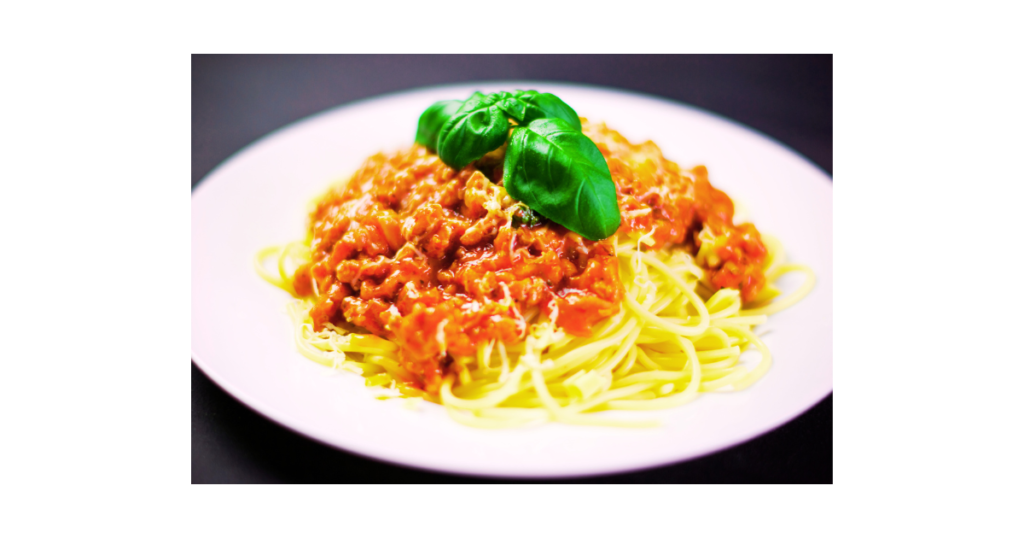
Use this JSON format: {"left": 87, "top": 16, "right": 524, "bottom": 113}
{"left": 191, "top": 82, "right": 833, "bottom": 478}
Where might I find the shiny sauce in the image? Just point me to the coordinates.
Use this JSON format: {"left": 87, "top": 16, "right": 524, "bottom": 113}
{"left": 292, "top": 120, "right": 767, "bottom": 392}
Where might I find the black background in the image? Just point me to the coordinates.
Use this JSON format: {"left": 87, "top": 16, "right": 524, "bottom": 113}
{"left": 192, "top": 54, "right": 832, "bottom": 483}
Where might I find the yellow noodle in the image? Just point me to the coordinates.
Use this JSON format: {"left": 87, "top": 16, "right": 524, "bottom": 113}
{"left": 633, "top": 347, "right": 661, "bottom": 371}
{"left": 741, "top": 264, "right": 816, "bottom": 317}
{"left": 364, "top": 373, "right": 391, "bottom": 387}
{"left": 608, "top": 337, "right": 702, "bottom": 410}
{"left": 698, "top": 367, "right": 749, "bottom": 391}
{"left": 614, "top": 346, "right": 639, "bottom": 378}
{"left": 700, "top": 354, "right": 741, "bottom": 371}
{"left": 564, "top": 382, "right": 655, "bottom": 414}
{"left": 254, "top": 246, "right": 291, "bottom": 293}
{"left": 725, "top": 326, "right": 774, "bottom": 391}
{"left": 476, "top": 339, "right": 496, "bottom": 373}
{"left": 595, "top": 326, "right": 642, "bottom": 375}
{"left": 440, "top": 366, "right": 528, "bottom": 410}
{"left": 364, "top": 355, "right": 416, "bottom": 383}
{"left": 257, "top": 232, "right": 814, "bottom": 428}
{"left": 696, "top": 346, "right": 742, "bottom": 361}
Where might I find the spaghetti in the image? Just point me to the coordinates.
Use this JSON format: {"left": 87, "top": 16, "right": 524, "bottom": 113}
{"left": 255, "top": 119, "right": 815, "bottom": 428}
{"left": 256, "top": 232, "right": 813, "bottom": 428}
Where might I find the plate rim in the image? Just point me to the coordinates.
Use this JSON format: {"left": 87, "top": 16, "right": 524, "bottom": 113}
{"left": 191, "top": 353, "right": 833, "bottom": 479}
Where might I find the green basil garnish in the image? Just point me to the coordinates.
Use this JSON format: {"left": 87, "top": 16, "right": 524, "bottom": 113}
{"left": 504, "top": 118, "right": 620, "bottom": 241}
{"left": 511, "top": 205, "right": 544, "bottom": 228}
{"left": 415, "top": 90, "right": 620, "bottom": 240}
{"left": 437, "top": 92, "right": 516, "bottom": 169}
{"left": 415, "top": 100, "right": 462, "bottom": 151}
{"left": 513, "top": 90, "right": 582, "bottom": 131}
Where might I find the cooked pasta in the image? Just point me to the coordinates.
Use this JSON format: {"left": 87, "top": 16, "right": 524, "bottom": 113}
{"left": 256, "top": 231, "right": 813, "bottom": 428}
{"left": 256, "top": 116, "right": 815, "bottom": 428}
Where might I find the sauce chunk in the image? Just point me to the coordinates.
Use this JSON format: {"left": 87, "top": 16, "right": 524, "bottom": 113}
{"left": 293, "top": 120, "right": 767, "bottom": 392}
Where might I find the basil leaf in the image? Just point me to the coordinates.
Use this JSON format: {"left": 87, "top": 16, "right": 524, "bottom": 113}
{"left": 504, "top": 118, "right": 620, "bottom": 240}
{"left": 511, "top": 205, "right": 544, "bottom": 227}
{"left": 495, "top": 97, "right": 528, "bottom": 123}
{"left": 514, "top": 90, "right": 582, "bottom": 131}
{"left": 415, "top": 99, "right": 462, "bottom": 151}
{"left": 437, "top": 92, "right": 514, "bottom": 169}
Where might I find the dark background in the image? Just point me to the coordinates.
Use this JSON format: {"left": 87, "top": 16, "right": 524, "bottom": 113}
{"left": 192, "top": 54, "right": 832, "bottom": 483}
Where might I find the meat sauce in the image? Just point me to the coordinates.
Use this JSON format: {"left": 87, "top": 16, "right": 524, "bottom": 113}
{"left": 291, "top": 120, "right": 767, "bottom": 392}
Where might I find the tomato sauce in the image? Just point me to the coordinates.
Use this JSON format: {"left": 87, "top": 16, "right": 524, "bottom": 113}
{"left": 292, "top": 120, "right": 766, "bottom": 392}
{"left": 593, "top": 122, "right": 768, "bottom": 302}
